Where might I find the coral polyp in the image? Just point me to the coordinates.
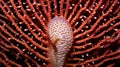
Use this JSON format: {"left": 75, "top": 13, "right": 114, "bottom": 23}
{"left": 48, "top": 16, "right": 73, "bottom": 67}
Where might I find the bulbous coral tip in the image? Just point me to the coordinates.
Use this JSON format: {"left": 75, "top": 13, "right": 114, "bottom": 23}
{"left": 47, "top": 16, "right": 73, "bottom": 67}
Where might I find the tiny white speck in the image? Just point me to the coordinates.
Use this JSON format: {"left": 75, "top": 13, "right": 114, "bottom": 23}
{"left": 80, "top": 4, "right": 82, "bottom": 7}
{"left": 81, "top": 55, "right": 84, "bottom": 58}
{"left": 69, "top": 7, "right": 72, "bottom": 9}
{"left": 34, "top": 56, "right": 37, "bottom": 59}
{"left": 22, "top": 49, "right": 26, "bottom": 51}
{"left": 32, "top": 17, "right": 36, "bottom": 19}
{"left": 72, "top": 4, "right": 75, "bottom": 6}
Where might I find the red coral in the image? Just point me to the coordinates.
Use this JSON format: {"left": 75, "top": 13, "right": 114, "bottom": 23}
{"left": 0, "top": 0, "right": 120, "bottom": 67}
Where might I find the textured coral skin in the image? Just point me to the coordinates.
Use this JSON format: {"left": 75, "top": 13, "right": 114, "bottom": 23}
{"left": 48, "top": 16, "right": 73, "bottom": 67}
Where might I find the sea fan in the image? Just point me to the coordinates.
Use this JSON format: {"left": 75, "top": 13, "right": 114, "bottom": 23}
{"left": 0, "top": 0, "right": 120, "bottom": 67}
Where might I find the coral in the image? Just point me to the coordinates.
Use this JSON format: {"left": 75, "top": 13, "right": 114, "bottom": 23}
{"left": 0, "top": 0, "right": 120, "bottom": 67}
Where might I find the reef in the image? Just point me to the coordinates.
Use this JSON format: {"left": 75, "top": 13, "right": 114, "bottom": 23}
{"left": 0, "top": 0, "right": 120, "bottom": 67}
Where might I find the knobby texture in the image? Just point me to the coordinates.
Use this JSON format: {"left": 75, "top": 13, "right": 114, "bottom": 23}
{"left": 48, "top": 16, "right": 73, "bottom": 67}
{"left": 0, "top": 0, "right": 120, "bottom": 67}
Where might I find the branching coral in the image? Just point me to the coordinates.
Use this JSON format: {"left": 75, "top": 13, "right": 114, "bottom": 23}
{"left": 0, "top": 0, "right": 120, "bottom": 67}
